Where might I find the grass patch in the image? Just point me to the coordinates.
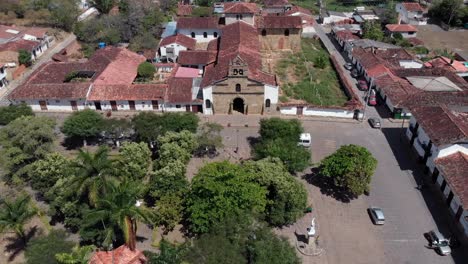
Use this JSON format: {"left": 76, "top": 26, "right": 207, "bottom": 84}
{"left": 275, "top": 38, "right": 348, "bottom": 107}
{"left": 290, "top": 0, "right": 320, "bottom": 13}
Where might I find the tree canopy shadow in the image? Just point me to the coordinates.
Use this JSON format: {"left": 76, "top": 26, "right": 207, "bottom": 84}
{"left": 302, "top": 167, "right": 356, "bottom": 203}
{"left": 4, "top": 226, "right": 40, "bottom": 262}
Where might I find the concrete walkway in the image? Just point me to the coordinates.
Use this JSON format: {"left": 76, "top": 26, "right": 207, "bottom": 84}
{"left": 0, "top": 34, "right": 77, "bottom": 106}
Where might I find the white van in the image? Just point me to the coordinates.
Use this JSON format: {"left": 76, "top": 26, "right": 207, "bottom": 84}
{"left": 298, "top": 133, "right": 311, "bottom": 147}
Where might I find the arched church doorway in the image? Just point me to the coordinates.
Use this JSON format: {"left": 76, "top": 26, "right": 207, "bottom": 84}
{"left": 233, "top": 97, "right": 244, "bottom": 114}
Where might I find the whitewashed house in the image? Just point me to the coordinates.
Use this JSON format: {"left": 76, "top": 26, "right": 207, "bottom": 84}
{"left": 221, "top": 2, "right": 259, "bottom": 25}
{"left": 396, "top": 2, "right": 427, "bottom": 25}
{"left": 158, "top": 34, "right": 196, "bottom": 62}
{"left": 385, "top": 24, "right": 417, "bottom": 39}
{"left": 176, "top": 17, "right": 221, "bottom": 43}
{"left": 0, "top": 64, "right": 7, "bottom": 89}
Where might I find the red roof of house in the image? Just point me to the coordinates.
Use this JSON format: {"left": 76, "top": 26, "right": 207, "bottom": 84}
{"left": 285, "top": 5, "right": 313, "bottom": 16}
{"left": 88, "top": 84, "right": 167, "bottom": 101}
{"left": 167, "top": 77, "right": 194, "bottom": 103}
{"left": 374, "top": 73, "right": 419, "bottom": 107}
{"left": 402, "top": 2, "right": 424, "bottom": 12}
{"left": 367, "top": 64, "right": 391, "bottom": 78}
{"left": 175, "top": 66, "right": 199, "bottom": 78}
{"left": 264, "top": 0, "right": 290, "bottom": 7}
{"left": 223, "top": 2, "right": 260, "bottom": 14}
{"left": 22, "top": 27, "right": 48, "bottom": 38}
{"left": 177, "top": 17, "right": 219, "bottom": 29}
{"left": 435, "top": 152, "right": 468, "bottom": 208}
{"left": 0, "top": 39, "right": 39, "bottom": 52}
{"left": 178, "top": 50, "right": 217, "bottom": 65}
{"left": 89, "top": 245, "right": 147, "bottom": 264}
{"left": 407, "top": 105, "right": 468, "bottom": 146}
{"left": 335, "top": 30, "right": 360, "bottom": 42}
{"left": 256, "top": 15, "right": 302, "bottom": 29}
{"left": 176, "top": 3, "right": 193, "bottom": 16}
{"left": 424, "top": 57, "right": 468, "bottom": 73}
{"left": 385, "top": 24, "right": 417, "bottom": 32}
{"left": 200, "top": 21, "right": 276, "bottom": 87}
{"left": 159, "top": 34, "right": 196, "bottom": 50}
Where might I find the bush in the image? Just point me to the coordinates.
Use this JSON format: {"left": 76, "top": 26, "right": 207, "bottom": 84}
{"left": 18, "top": 49, "right": 32, "bottom": 67}
{"left": 0, "top": 104, "right": 34, "bottom": 125}
{"left": 254, "top": 138, "right": 310, "bottom": 173}
{"left": 259, "top": 118, "right": 303, "bottom": 143}
{"left": 61, "top": 109, "right": 104, "bottom": 145}
{"left": 137, "top": 62, "right": 156, "bottom": 79}
{"left": 25, "top": 230, "right": 75, "bottom": 264}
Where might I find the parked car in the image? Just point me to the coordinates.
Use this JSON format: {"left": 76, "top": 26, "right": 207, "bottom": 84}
{"left": 298, "top": 133, "right": 311, "bottom": 147}
{"left": 344, "top": 62, "right": 353, "bottom": 70}
{"left": 368, "top": 207, "right": 385, "bottom": 225}
{"left": 368, "top": 89, "right": 377, "bottom": 106}
{"left": 358, "top": 79, "right": 369, "bottom": 91}
{"left": 351, "top": 69, "right": 359, "bottom": 78}
{"left": 425, "top": 230, "right": 451, "bottom": 256}
{"left": 368, "top": 117, "right": 381, "bottom": 129}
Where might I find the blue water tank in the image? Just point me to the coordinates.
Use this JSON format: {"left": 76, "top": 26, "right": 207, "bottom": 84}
{"left": 98, "top": 42, "right": 106, "bottom": 49}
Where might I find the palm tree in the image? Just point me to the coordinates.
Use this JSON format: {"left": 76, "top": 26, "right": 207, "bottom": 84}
{"left": 71, "top": 146, "right": 114, "bottom": 206}
{"left": 0, "top": 195, "right": 37, "bottom": 244}
{"left": 55, "top": 245, "right": 96, "bottom": 264}
{"left": 85, "top": 180, "right": 153, "bottom": 251}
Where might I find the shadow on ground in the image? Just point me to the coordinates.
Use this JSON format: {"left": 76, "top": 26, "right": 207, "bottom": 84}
{"left": 302, "top": 167, "right": 356, "bottom": 203}
{"left": 4, "top": 226, "right": 40, "bottom": 262}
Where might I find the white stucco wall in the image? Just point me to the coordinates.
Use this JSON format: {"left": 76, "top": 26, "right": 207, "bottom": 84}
{"left": 264, "top": 85, "right": 278, "bottom": 104}
{"left": 413, "top": 125, "right": 430, "bottom": 157}
{"left": 202, "top": 86, "right": 213, "bottom": 115}
{"left": 437, "top": 144, "right": 468, "bottom": 159}
{"left": 12, "top": 99, "right": 88, "bottom": 111}
{"left": 164, "top": 104, "right": 190, "bottom": 112}
{"left": 399, "top": 60, "right": 423, "bottom": 69}
{"left": 160, "top": 44, "right": 188, "bottom": 57}
{"left": 322, "top": 16, "right": 348, "bottom": 25}
{"left": 280, "top": 106, "right": 358, "bottom": 119}
{"left": 280, "top": 106, "right": 297, "bottom": 115}
{"left": 177, "top": 29, "right": 220, "bottom": 43}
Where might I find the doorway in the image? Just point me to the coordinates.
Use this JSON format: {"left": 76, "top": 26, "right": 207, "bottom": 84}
{"left": 233, "top": 97, "right": 244, "bottom": 114}
{"left": 129, "top": 100, "right": 136, "bottom": 110}
{"left": 70, "top": 101, "right": 78, "bottom": 111}
{"left": 94, "top": 101, "right": 102, "bottom": 110}
{"left": 110, "top": 101, "right": 118, "bottom": 111}
{"left": 39, "top": 100, "right": 47, "bottom": 111}
{"left": 296, "top": 106, "right": 303, "bottom": 115}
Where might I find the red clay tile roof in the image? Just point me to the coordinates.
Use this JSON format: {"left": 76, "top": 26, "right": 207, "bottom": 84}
{"left": 285, "top": 6, "right": 313, "bottom": 16}
{"left": 374, "top": 73, "right": 419, "bottom": 107}
{"left": 177, "top": 17, "right": 219, "bottom": 29}
{"left": 223, "top": 2, "right": 260, "bottom": 14}
{"left": 22, "top": 27, "right": 48, "bottom": 38}
{"left": 159, "top": 34, "right": 196, "bottom": 50}
{"left": 424, "top": 57, "right": 468, "bottom": 73}
{"left": 178, "top": 50, "right": 216, "bottom": 65}
{"left": 367, "top": 64, "right": 391, "bottom": 78}
{"left": 256, "top": 15, "right": 302, "bottom": 29}
{"left": 9, "top": 83, "right": 91, "bottom": 100}
{"left": 89, "top": 245, "right": 147, "bottom": 264}
{"left": 385, "top": 24, "right": 417, "bottom": 32}
{"left": 335, "top": 30, "right": 360, "bottom": 42}
{"left": 175, "top": 66, "right": 199, "bottom": 78}
{"left": 93, "top": 48, "right": 146, "bottom": 85}
{"left": 407, "top": 105, "right": 468, "bottom": 146}
{"left": 200, "top": 21, "right": 276, "bottom": 87}
{"left": 88, "top": 84, "right": 167, "bottom": 101}
{"left": 167, "top": 77, "right": 194, "bottom": 103}
{"left": 264, "top": 0, "right": 290, "bottom": 7}
{"left": 392, "top": 67, "right": 468, "bottom": 90}
{"left": 177, "top": 3, "right": 193, "bottom": 16}
{"left": 435, "top": 152, "right": 468, "bottom": 208}
{"left": 0, "top": 25, "right": 19, "bottom": 39}
{"left": 402, "top": 2, "right": 424, "bottom": 12}
{"left": 0, "top": 39, "right": 39, "bottom": 52}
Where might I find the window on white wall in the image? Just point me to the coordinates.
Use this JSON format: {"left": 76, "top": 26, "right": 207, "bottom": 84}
{"left": 176, "top": 105, "right": 181, "bottom": 108}
{"left": 55, "top": 100, "right": 60, "bottom": 103}
{"left": 203, "top": 32, "right": 207, "bottom": 38}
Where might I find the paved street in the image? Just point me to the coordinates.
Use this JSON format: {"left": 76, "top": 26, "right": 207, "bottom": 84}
{"left": 209, "top": 115, "right": 467, "bottom": 264}
{"left": 0, "top": 34, "right": 77, "bottom": 105}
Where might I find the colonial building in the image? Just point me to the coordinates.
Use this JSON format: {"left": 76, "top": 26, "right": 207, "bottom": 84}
{"left": 201, "top": 21, "right": 278, "bottom": 115}
{"left": 176, "top": 17, "right": 221, "bottom": 43}
{"left": 257, "top": 15, "right": 302, "bottom": 51}
{"left": 396, "top": 2, "right": 427, "bottom": 25}
{"left": 158, "top": 34, "right": 197, "bottom": 62}
{"left": 385, "top": 24, "right": 418, "bottom": 39}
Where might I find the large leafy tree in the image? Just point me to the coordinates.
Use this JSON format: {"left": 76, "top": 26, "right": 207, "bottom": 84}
{"left": 362, "top": 21, "right": 384, "bottom": 41}
{"left": 101, "top": 118, "right": 133, "bottom": 147}
{"left": 62, "top": 109, "right": 104, "bottom": 146}
{"left": 186, "top": 161, "right": 267, "bottom": 233}
{"left": 28, "top": 153, "right": 73, "bottom": 196}
{"left": 82, "top": 180, "right": 152, "bottom": 250}
{"left": 25, "top": 230, "right": 75, "bottom": 264}
{"left": 144, "top": 240, "right": 188, "bottom": 264}
{"left": 0, "top": 104, "right": 34, "bottom": 125}
{"left": 259, "top": 118, "right": 302, "bottom": 142}
{"left": 18, "top": 49, "right": 32, "bottom": 66}
{"left": 321, "top": 144, "right": 377, "bottom": 197}
{"left": 70, "top": 146, "right": 114, "bottom": 206}
{"left": 244, "top": 158, "right": 307, "bottom": 226}
{"left": 254, "top": 138, "right": 310, "bottom": 173}
{"left": 89, "top": 0, "right": 115, "bottom": 14}
{"left": 196, "top": 122, "right": 223, "bottom": 156}
{"left": 0, "top": 195, "right": 37, "bottom": 244}
{"left": 115, "top": 142, "right": 152, "bottom": 180}
{"left": 429, "top": 0, "right": 467, "bottom": 26}
{"left": 0, "top": 116, "right": 56, "bottom": 181}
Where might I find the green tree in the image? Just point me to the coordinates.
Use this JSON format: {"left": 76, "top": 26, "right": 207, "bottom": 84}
{"left": 0, "top": 104, "right": 34, "bottom": 125}
{"left": 321, "top": 144, "right": 377, "bottom": 197}
{"left": 25, "top": 230, "right": 75, "bottom": 264}
{"left": 70, "top": 146, "right": 114, "bottom": 206}
{"left": 196, "top": 122, "right": 223, "bottom": 155}
{"left": 247, "top": 227, "right": 300, "bottom": 264}
{"left": 362, "top": 21, "right": 384, "bottom": 41}
{"left": 137, "top": 61, "right": 155, "bottom": 79}
{"left": 259, "top": 118, "right": 303, "bottom": 142}
{"left": 145, "top": 240, "right": 188, "bottom": 264}
{"left": 158, "top": 130, "right": 198, "bottom": 153}
{"left": 55, "top": 245, "right": 96, "bottom": 264}
{"left": 89, "top": 0, "right": 115, "bottom": 14}
{"left": 62, "top": 109, "right": 104, "bottom": 146}
{"left": 0, "top": 116, "right": 56, "bottom": 181}
{"left": 429, "top": 0, "right": 465, "bottom": 26}
{"left": 28, "top": 153, "right": 73, "bottom": 195}
{"left": 18, "top": 49, "right": 32, "bottom": 66}
{"left": 115, "top": 142, "right": 152, "bottom": 180}
{"left": 101, "top": 118, "right": 133, "bottom": 147}
{"left": 244, "top": 158, "right": 307, "bottom": 226}
{"left": 254, "top": 138, "right": 310, "bottom": 173}
{"left": 0, "top": 195, "right": 37, "bottom": 244}
{"left": 50, "top": 0, "right": 79, "bottom": 31}
{"left": 186, "top": 162, "right": 267, "bottom": 233}
{"left": 83, "top": 180, "right": 152, "bottom": 250}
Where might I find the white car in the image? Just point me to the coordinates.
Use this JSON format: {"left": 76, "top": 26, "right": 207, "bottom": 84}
{"left": 368, "top": 207, "right": 385, "bottom": 225}
{"left": 298, "top": 133, "right": 311, "bottom": 147}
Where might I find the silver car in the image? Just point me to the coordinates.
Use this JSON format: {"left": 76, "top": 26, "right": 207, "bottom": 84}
{"left": 426, "top": 230, "right": 451, "bottom": 256}
{"left": 368, "top": 117, "right": 381, "bottom": 129}
{"left": 368, "top": 207, "right": 385, "bottom": 225}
